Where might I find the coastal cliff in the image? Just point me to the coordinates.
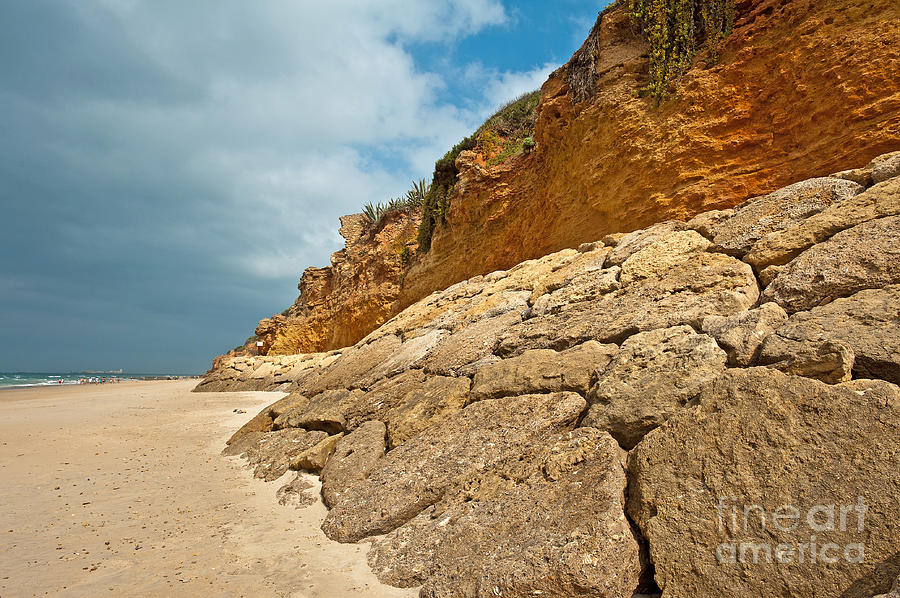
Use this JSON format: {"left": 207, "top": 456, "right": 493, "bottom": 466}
{"left": 199, "top": 150, "right": 900, "bottom": 596}
{"left": 193, "top": 2, "right": 900, "bottom": 595}
{"left": 237, "top": 0, "right": 900, "bottom": 358}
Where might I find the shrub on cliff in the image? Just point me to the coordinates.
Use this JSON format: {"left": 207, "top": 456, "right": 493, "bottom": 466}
{"left": 625, "top": 0, "right": 735, "bottom": 100}
{"left": 416, "top": 135, "right": 476, "bottom": 252}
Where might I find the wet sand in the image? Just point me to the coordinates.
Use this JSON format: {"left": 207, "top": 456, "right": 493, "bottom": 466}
{"left": 0, "top": 380, "right": 417, "bottom": 597}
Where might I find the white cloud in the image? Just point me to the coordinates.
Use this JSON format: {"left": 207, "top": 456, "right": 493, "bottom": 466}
{"left": 0, "top": 0, "right": 568, "bottom": 370}
{"left": 62, "top": 0, "right": 520, "bottom": 281}
{"left": 468, "top": 61, "right": 559, "bottom": 117}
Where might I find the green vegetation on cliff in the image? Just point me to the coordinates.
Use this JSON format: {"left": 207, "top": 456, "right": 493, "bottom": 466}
{"left": 417, "top": 90, "right": 541, "bottom": 253}
{"left": 416, "top": 136, "right": 476, "bottom": 252}
{"left": 361, "top": 178, "right": 430, "bottom": 228}
{"left": 625, "top": 0, "right": 735, "bottom": 100}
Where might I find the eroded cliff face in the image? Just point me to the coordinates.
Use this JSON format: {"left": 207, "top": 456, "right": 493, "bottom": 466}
{"left": 246, "top": 0, "right": 899, "bottom": 358}
{"left": 257, "top": 210, "right": 420, "bottom": 355}
{"left": 199, "top": 151, "right": 900, "bottom": 596}
{"left": 400, "top": 0, "right": 900, "bottom": 305}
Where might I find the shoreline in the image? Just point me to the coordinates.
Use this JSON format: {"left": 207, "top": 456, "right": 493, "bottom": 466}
{"left": 0, "top": 379, "right": 416, "bottom": 597}
{"left": 0, "top": 377, "right": 200, "bottom": 393}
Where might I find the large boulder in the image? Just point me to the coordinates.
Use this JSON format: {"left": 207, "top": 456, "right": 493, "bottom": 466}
{"left": 225, "top": 392, "right": 310, "bottom": 447}
{"left": 701, "top": 302, "right": 789, "bottom": 366}
{"left": 628, "top": 369, "right": 900, "bottom": 598}
{"left": 499, "top": 246, "right": 758, "bottom": 356}
{"left": 762, "top": 215, "right": 900, "bottom": 313}
{"left": 419, "top": 310, "right": 523, "bottom": 376}
{"left": 469, "top": 341, "right": 617, "bottom": 402}
{"left": 368, "top": 428, "right": 643, "bottom": 598}
{"left": 300, "top": 334, "right": 401, "bottom": 395}
{"left": 273, "top": 388, "right": 364, "bottom": 435}
{"left": 240, "top": 428, "right": 329, "bottom": 481}
{"left": 321, "top": 393, "right": 587, "bottom": 543}
{"left": 831, "top": 150, "right": 900, "bottom": 187}
{"left": 758, "top": 285, "right": 900, "bottom": 384}
{"left": 605, "top": 221, "right": 688, "bottom": 266}
{"left": 346, "top": 370, "right": 472, "bottom": 448}
{"left": 744, "top": 176, "right": 900, "bottom": 270}
{"left": 582, "top": 326, "right": 727, "bottom": 449}
{"left": 709, "top": 177, "right": 863, "bottom": 257}
{"left": 320, "top": 420, "right": 386, "bottom": 508}
{"left": 618, "top": 230, "right": 712, "bottom": 285}
{"left": 354, "top": 328, "right": 448, "bottom": 388}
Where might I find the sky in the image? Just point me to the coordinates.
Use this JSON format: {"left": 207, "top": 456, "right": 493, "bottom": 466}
{"left": 0, "top": 0, "right": 610, "bottom": 375}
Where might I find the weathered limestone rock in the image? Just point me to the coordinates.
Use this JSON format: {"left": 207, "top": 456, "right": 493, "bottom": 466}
{"left": 469, "top": 341, "right": 617, "bottom": 402}
{"left": 274, "top": 389, "right": 364, "bottom": 435}
{"left": 301, "top": 334, "right": 401, "bottom": 395}
{"left": 872, "top": 576, "right": 900, "bottom": 598}
{"left": 582, "top": 326, "right": 727, "bottom": 449}
{"left": 320, "top": 420, "right": 386, "bottom": 508}
{"left": 419, "top": 310, "right": 523, "bottom": 376}
{"left": 628, "top": 368, "right": 900, "bottom": 598}
{"left": 759, "top": 337, "right": 855, "bottom": 384}
{"left": 499, "top": 249, "right": 758, "bottom": 356}
{"left": 194, "top": 352, "right": 339, "bottom": 393}
{"left": 225, "top": 392, "right": 309, "bottom": 447}
{"left": 529, "top": 265, "right": 620, "bottom": 317}
{"left": 745, "top": 176, "right": 900, "bottom": 270}
{"left": 710, "top": 177, "right": 863, "bottom": 257}
{"left": 758, "top": 264, "right": 784, "bottom": 287}
{"left": 701, "top": 302, "right": 789, "bottom": 366}
{"left": 686, "top": 208, "right": 734, "bottom": 240}
{"left": 290, "top": 433, "right": 343, "bottom": 472}
{"left": 529, "top": 243, "right": 618, "bottom": 307}
{"left": 242, "top": 428, "right": 329, "bottom": 482}
{"left": 275, "top": 473, "right": 317, "bottom": 508}
{"left": 758, "top": 286, "right": 900, "bottom": 384}
{"left": 600, "top": 232, "right": 627, "bottom": 247}
{"left": 831, "top": 150, "right": 900, "bottom": 187}
{"left": 605, "top": 221, "right": 688, "bottom": 266}
{"left": 368, "top": 428, "right": 642, "bottom": 598}
{"left": 762, "top": 215, "right": 900, "bottom": 313}
{"left": 346, "top": 371, "right": 471, "bottom": 448}
{"left": 353, "top": 328, "right": 447, "bottom": 389}
{"left": 221, "top": 430, "right": 264, "bottom": 458}
{"left": 619, "top": 230, "right": 712, "bottom": 285}
{"left": 321, "top": 393, "right": 587, "bottom": 543}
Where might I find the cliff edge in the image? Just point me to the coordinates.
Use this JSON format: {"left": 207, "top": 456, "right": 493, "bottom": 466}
{"left": 240, "top": 0, "right": 900, "bottom": 359}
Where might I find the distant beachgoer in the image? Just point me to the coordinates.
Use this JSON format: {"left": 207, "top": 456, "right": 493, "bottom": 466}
{"left": 58, "top": 379, "right": 63, "bottom": 385}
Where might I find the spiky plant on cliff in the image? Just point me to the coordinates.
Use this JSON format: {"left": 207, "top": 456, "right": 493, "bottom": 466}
{"left": 625, "top": 0, "right": 735, "bottom": 100}
{"left": 361, "top": 178, "right": 432, "bottom": 228}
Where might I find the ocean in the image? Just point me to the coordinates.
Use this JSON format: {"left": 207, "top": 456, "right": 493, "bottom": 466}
{"left": 0, "top": 372, "right": 183, "bottom": 389}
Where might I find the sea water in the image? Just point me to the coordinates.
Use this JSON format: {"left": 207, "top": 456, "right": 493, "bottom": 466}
{"left": 0, "top": 372, "right": 165, "bottom": 389}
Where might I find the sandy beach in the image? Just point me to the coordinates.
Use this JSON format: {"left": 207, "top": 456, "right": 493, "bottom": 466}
{"left": 0, "top": 380, "right": 417, "bottom": 598}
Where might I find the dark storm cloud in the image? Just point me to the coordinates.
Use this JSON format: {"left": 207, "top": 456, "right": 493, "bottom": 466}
{"left": 0, "top": 0, "right": 563, "bottom": 373}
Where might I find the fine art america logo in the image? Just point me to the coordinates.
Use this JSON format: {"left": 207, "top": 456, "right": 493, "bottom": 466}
{"left": 715, "top": 496, "right": 867, "bottom": 565}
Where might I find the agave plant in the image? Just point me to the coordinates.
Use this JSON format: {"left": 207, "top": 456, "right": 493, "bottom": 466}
{"left": 360, "top": 178, "right": 431, "bottom": 227}
{"left": 362, "top": 201, "right": 380, "bottom": 225}
{"left": 405, "top": 178, "right": 430, "bottom": 207}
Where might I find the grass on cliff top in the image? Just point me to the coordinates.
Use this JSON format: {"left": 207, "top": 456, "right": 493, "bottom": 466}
{"left": 357, "top": 90, "right": 541, "bottom": 251}
{"left": 416, "top": 89, "right": 541, "bottom": 252}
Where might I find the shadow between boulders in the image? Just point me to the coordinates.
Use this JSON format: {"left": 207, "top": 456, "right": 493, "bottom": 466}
{"left": 840, "top": 551, "right": 900, "bottom": 598}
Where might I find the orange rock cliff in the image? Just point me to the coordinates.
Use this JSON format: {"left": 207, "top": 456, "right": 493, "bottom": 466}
{"left": 237, "top": 0, "right": 900, "bottom": 359}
